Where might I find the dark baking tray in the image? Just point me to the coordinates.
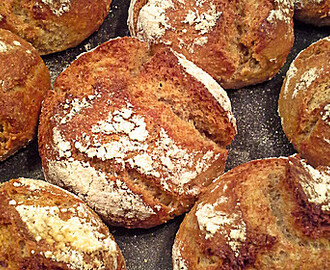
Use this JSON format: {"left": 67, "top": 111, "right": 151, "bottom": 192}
{"left": 0, "top": 1, "right": 329, "bottom": 269}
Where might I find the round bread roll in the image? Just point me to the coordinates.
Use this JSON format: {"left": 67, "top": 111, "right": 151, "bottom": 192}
{"left": 294, "top": 0, "right": 330, "bottom": 26}
{"left": 173, "top": 155, "right": 330, "bottom": 269}
{"left": 0, "top": 178, "right": 126, "bottom": 269}
{"left": 128, "top": 0, "right": 294, "bottom": 89}
{"left": 0, "top": 29, "right": 50, "bottom": 162}
{"left": 278, "top": 37, "right": 330, "bottom": 167}
{"left": 38, "top": 37, "right": 237, "bottom": 228}
{"left": 0, "top": 0, "right": 111, "bottom": 55}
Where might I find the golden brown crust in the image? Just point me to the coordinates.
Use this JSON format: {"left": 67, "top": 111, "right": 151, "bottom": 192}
{"left": 173, "top": 156, "right": 330, "bottom": 270}
{"left": 0, "top": 0, "right": 111, "bottom": 55}
{"left": 129, "top": 0, "right": 294, "bottom": 89}
{"left": 278, "top": 37, "right": 330, "bottom": 167}
{"left": 0, "top": 28, "right": 50, "bottom": 161}
{"left": 294, "top": 0, "right": 330, "bottom": 26}
{"left": 0, "top": 178, "right": 126, "bottom": 270}
{"left": 38, "top": 37, "right": 236, "bottom": 228}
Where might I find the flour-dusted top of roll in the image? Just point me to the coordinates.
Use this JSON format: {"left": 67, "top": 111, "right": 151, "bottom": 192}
{"left": 278, "top": 36, "right": 330, "bottom": 167}
{"left": 0, "top": 178, "right": 126, "bottom": 270}
{"left": 173, "top": 155, "right": 330, "bottom": 269}
{"left": 0, "top": 0, "right": 111, "bottom": 55}
{"left": 128, "top": 0, "right": 294, "bottom": 89}
{"left": 38, "top": 37, "right": 236, "bottom": 228}
{"left": 0, "top": 29, "right": 50, "bottom": 162}
{"left": 294, "top": 0, "right": 330, "bottom": 26}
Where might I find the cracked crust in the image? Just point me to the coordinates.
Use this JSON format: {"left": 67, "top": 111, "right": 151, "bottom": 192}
{"left": 278, "top": 36, "right": 330, "bottom": 167}
{"left": 173, "top": 155, "right": 330, "bottom": 269}
{"left": 0, "top": 178, "right": 126, "bottom": 270}
{"left": 128, "top": 0, "right": 294, "bottom": 89}
{"left": 38, "top": 37, "right": 236, "bottom": 228}
{"left": 294, "top": 0, "right": 330, "bottom": 26}
{"left": 0, "top": 0, "right": 111, "bottom": 55}
{"left": 0, "top": 29, "right": 50, "bottom": 161}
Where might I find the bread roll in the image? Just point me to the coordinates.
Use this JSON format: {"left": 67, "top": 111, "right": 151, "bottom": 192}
{"left": 0, "top": 0, "right": 111, "bottom": 55}
{"left": 173, "top": 155, "right": 330, "bottom": 269}
{"left": 294, "top": 0, "right": 330, "bottom": 26}
{"left": 38, "top": 37, "right": 236, "bottom": 228}
{"left": 128, "top": 0, "right": 294, "bottom": 89}
{"left": 278, "top": 36, "right": 330, "bottom": 167}
{"left": 0, "top": 178, "right": 126, "bottom": 269}
{"left": 0, "top": 28, "right": 50, "bottom": 161}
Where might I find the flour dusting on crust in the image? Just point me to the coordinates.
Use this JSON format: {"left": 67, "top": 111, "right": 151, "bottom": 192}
{"left": 267, "top": 0, "right": 294, "bottom": 24}
{"left": 134, "top": 0, "right": 222, "bottom": 52}
{"left": 136, "top": 0, "right": 174, "bottom": 43}
{"left": 282, "top": 61, "right": 298, "bottom": 98}
{"left": 291, "top": 67, "right": 321, "bottom": 98}
{"left": 11, "top": 178, "right": 118, "bottom": 270}
{"left": 127, "top": 0, "right": 138, "bottom": 36}
{"left": 50, "top": 91, "right": 221, "bottom": 196}
{"left": 0, "top": 39, "right": 32, "bottom": 54}
{"left": 0, "top": 41, "right": 8, "bottom": 53}
{"left": 46, "top": 159, "right": 157, "bottom": 220}
{"left": 321, "top": 104, "right": 330, "bottom": 124}
{"left": 295, "top": 159, "right": 330, "bottom": 211}
{"left": 172, "top": 240, "right": 188, "bottom": 270}
{"left": 181, "top": 3, "right": 222, "bottom": 35}
{"left": 195, "top": 198, "right": 246, "bottom": 257}
{"left": 41, "top": 0, "right": 71, "bottom": 16}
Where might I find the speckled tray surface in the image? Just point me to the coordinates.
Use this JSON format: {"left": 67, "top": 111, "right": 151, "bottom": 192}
{"left": 0, "top": 1, "right": 329, "bottom": 269}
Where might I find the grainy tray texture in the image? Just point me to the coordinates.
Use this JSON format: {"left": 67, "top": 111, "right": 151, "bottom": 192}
{"left": 0, "top": 0, "right": 329, "bottom": 269}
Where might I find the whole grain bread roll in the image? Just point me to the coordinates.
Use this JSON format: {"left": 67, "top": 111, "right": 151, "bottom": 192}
{"left": 128, "top": 0, "right": 294, "bottom": 89}
{"left": 38, "top": 37, "right": 237, "bottom": 228}
{"left": 0, "top": 178, "right": 126, "bottom": 270}
{"left": 173, "top": 155, "right": 330, "bottom": 269}
{"left": 294, "top": 0, "right": 330, "bottom": 26}
{"left": 278, "top": 36, "right": 330, "bottom": 167}
{"left": 0, "top": 0, "right": 111, "bottom": 55}
{"left": 0, "top": 29, "right": 50, "bottom": 162}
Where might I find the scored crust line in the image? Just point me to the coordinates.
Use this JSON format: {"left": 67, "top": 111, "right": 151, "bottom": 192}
{"left": 171, "top": 49, "right": 237, "bottom": 130}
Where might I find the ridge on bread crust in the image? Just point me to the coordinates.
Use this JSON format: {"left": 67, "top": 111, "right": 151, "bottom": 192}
{"left": 173, "top": 155, "right": 330, "bottom": 269}
{"left": 0, "top": 178, "right": 126, "bottom": 270}
{"left": 39, "top": 37, "right": 236, "bottom": 228}
{"left": 129, "top": 0, "right": 294, "bottom": 89}
{"left": 172, "top": 49, "right": 236, "bottom": 126}
{"left": 278, "top": 36, "right": 330, "bottom": 167}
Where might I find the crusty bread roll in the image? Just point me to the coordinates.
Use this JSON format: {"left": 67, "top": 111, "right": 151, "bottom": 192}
{"left": 0, "top": 178, "right": 126, "bottom": 269}
{"left": 173, "top": 155, "right": 330, "bottom": 269}
{"left": 38, "top": 37, "right": 237, "bottom": 228}
{"left": 128, "top": 0, "right": 294, "bottom": 89}
{"left": 278, "top": 36, "right": 329, "bottom": 167}
{"left": 294, "top": 0, "right": 330, "bottom": 26}
{"left": 0, "top": 29, "right": 50, "bottom": 162}
{"left": 0, "top": 0, "right": 111, "bottom": 55}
